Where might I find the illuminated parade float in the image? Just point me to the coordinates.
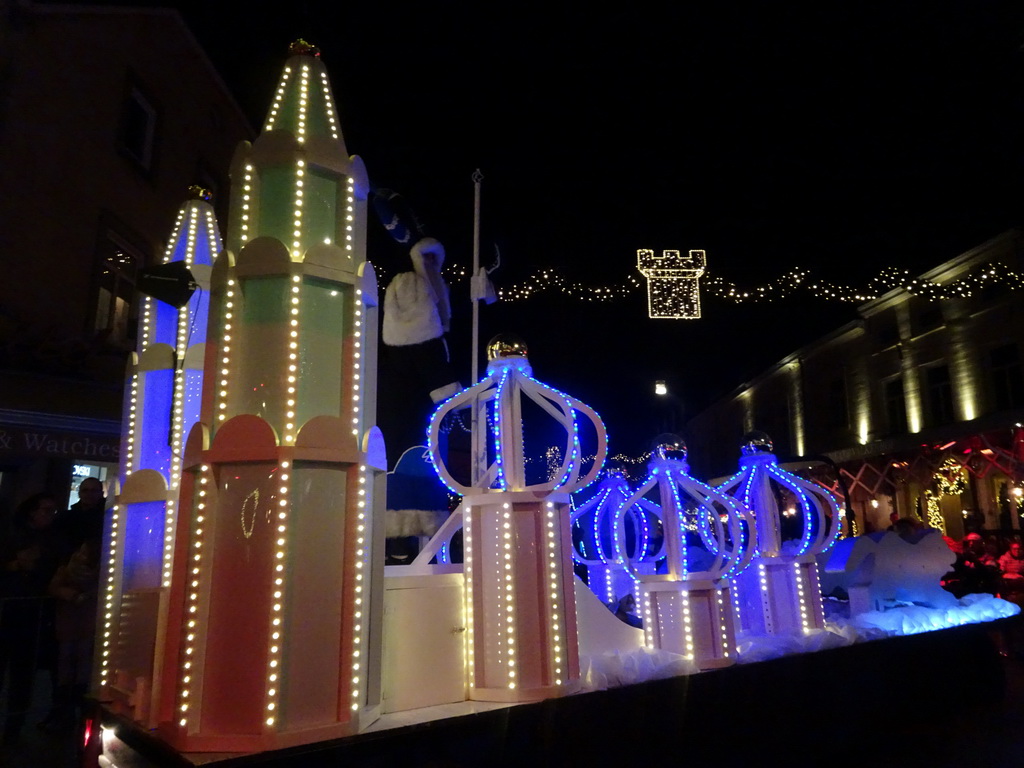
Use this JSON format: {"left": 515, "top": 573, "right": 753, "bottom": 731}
{"left": 89, "top": 40, "right": 1020, "bottom": 768}
{"left": 717, "top": 431, "right": 844, "bottom": 635}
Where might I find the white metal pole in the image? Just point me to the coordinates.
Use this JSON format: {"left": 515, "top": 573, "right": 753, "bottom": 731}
{"left": 471, "top": 169, "right": 484, "bottom": 485}
{"left": 471, "top": 169, "right": 482, "bottom": 383}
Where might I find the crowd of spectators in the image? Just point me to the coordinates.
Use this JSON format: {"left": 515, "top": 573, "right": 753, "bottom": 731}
{"left": 0, "top": 479, "right": 105, "bottom": 746}
{"left": 943, "top": 529, "right": 1024, "bottom": 603}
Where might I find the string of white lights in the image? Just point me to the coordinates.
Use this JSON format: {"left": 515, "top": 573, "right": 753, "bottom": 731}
{"left": 433, "top": 262, "right": 1024, "bottom": 305}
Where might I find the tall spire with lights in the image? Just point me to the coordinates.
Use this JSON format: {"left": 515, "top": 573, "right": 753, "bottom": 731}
{"left": 98, "top": 187, "right": 220, "bottom": 723}
{"left": 261, "top": 39, "right": 348, "bottom": 157}
{"left": 152, "top": 41, "right": 384, "bottom": 752}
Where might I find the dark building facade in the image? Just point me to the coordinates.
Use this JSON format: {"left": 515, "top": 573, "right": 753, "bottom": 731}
{"left": 0, "top": 0, "right": 251, "bottom": 514}
{"left": 687, "top": 230, "right": 1024, "bottom": 539}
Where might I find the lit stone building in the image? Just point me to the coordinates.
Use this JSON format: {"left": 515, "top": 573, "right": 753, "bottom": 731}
{"left": 687, "top": 230, "right": 1024, "bottom": 538}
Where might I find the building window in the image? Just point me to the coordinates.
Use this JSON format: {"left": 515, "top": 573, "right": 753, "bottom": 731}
{"left": 884, "top": 378, "right": 907, "bottom": 434}
{"left": 94, "top": 232, "right": 141, "bottom": 344}
{"left": 120, "top": 83, "right": 158, "bottom": 172}
{"left": 989, "top": 343, "right": 1024, "bottom": 411}
{"left": 925, "top": 365, "right": 955, "bottom": 427}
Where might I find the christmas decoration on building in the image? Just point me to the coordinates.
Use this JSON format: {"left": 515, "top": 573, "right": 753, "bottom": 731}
{"left": 920, "top": 456, "right": 969, "bottom": 534}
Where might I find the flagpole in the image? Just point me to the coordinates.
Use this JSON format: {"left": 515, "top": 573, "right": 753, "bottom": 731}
{"left": 470, "top": 169, "right": 484, "bottom": 485}
{"left": 471, "top": 169, "right": 483, "bottom": 383}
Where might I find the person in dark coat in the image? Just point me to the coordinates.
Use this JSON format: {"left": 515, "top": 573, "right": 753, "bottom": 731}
{"left": 46, "top": 539, "right": 99, "bottom": 726}
{"left": 53, "top": 477, "right": 106, "bottom": 557}
{"left": 0, "top": 493, "right": 61, "bottom": 743}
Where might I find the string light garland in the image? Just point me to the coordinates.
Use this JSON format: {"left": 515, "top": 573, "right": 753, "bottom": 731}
{"left": 432, "top": 261, "right": 1024, "bottom": 307}
{"left": 519, "top": 451, "right": 652, "bottom": 483}
{"left": 920, "top": 456, "right": 968, "bottom": 535}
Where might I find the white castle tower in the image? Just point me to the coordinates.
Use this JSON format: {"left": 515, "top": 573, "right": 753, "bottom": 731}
{"left": 637, "top": 248, "right": 706, "bottom": 319}
{"left": 98, "top": 186, "right": 220, "bottom": 723}
{"left": 141, "top": 41, "right": 384, "bottom": 752}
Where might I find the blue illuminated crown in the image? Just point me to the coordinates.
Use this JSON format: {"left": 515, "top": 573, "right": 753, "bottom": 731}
{"left": 428, "top": 334, "right": 607, "bottom": 496}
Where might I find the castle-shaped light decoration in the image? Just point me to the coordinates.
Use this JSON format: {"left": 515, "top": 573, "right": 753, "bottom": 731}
{"left": 570, "top": 468, "right": 662, "bottom": 604}
{"left": 616, "top": 436, "right": 754, "bottom": 669}
{"left": 98, "top": 186, "right": 219, "bottom": 722}
{"left": 113, "top": 41, "right": 384, "bottom": 752}
{"left": 716, "top": 431, "right": 844, "bottom": 636}
{"left": 428, "top": 335, "right": 607, "bottom": 702}
{"left": 636, "top": 248, "right": 706, "bottom": 318}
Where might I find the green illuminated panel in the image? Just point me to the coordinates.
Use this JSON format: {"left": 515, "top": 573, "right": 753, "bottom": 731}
{"left": 305, "top": 169, "right": 337, "bottom": 248}
{"left": 308, "top": 87, "right": 333, "bottom": 139}
{"left": 258, "top": 166, "right": 295, "bottom": 248}
{"left": 297, "top": 277, "right": 348, "bottom": 425}
{"left": 234, "top": 277, "right": 288, "bottom": 428}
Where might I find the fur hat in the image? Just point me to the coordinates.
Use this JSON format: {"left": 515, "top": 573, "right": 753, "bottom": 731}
{"left": 410, "top": 237, "right": 445, "bottom": 275}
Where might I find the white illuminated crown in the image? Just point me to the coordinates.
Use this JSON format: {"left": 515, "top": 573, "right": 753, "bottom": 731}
{"left": 716, "top": 431, "right": 845, "bottom": 558}
{"left": 428, "top": 334, "right": 607, "bottom": 496}
{"left": 616, "top": 437, "right": 754, "bottom": 580}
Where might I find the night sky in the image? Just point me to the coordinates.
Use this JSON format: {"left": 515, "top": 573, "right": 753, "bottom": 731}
{"left": 123, "top": 2, "right": 1024, "bottom": 454}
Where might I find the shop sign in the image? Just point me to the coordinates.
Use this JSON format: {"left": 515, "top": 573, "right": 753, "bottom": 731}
{"left": 0, "top": 426, "right": 120, "bottom": 460}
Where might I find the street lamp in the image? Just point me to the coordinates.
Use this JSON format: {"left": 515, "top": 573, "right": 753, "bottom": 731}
{"left": 653, "top": 380, "right": 682, "bottom": 432}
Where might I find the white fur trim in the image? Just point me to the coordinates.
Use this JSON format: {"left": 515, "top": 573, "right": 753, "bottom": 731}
{"left": 410, "top": 237, "right": 445, "bottom": 271}
{"left": 410, "top": 237, "right": 451, "bottom": 331}
{"left": 430, "top": 381, "right": 462, "bottom": 403}
{"left": 382, "top": 272, "right": 443, "bottom": 346}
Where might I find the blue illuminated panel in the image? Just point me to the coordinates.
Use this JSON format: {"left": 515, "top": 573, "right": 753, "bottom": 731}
{"left": 137, "top": 369, "right": 174, "bottom": 479}
{"left": 122, "top": 499, "right": 165, "bottom": 590}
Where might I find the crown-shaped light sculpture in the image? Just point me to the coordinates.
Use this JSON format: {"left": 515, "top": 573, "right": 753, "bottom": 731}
{"left": 429, "top": 335, "right": 606, "bottom": 496}
{"left": 615, "top": 435, "right": 754, "bottom": 669}
{"left": 428, "top": 334, "right": 607, "bottom": 701}
{"left": 716, "top": 431, "right": 844, "bottom": 636}
{"left": 570, "top": 468, "right": 662, "bottom": 604}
